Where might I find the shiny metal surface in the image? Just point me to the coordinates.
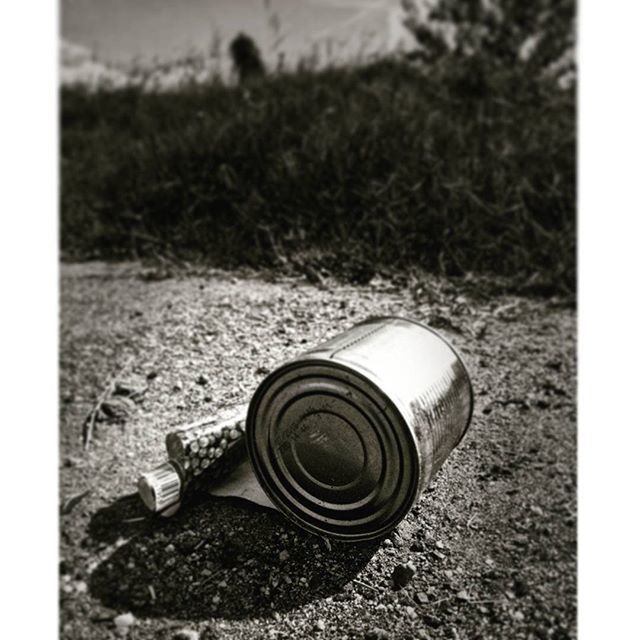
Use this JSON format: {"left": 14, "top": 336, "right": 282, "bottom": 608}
{"left": 246, "top": 317, "right": 473, "bottom": 541}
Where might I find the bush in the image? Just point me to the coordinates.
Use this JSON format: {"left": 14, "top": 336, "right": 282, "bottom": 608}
{"left": 61, "top": 58, "right": 575, "bottom": 294}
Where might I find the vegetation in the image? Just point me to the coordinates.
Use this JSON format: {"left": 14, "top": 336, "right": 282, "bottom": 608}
{"left": 61, "top": 22, "right": 575, "bottom": 295}
{"left": 402, "top": 0, "right": 575, "bottom": 79}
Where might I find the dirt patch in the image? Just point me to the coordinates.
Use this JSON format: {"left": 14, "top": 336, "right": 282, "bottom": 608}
{"left": 59, "top": 263, "right": 576, "bottom": 639}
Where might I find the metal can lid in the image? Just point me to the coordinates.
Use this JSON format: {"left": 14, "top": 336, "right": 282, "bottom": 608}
{"left": 246, "top": 361, "right": 420, "bottom": 541}
{"left": 137, "top": 461, "right": 183, "bottom": 512}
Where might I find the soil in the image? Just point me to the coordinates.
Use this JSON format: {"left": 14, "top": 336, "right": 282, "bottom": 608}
{"left": 59, "top": 262, "right": 576, "bottom": 640}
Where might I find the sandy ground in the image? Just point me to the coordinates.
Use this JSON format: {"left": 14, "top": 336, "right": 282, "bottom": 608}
{"left": 59, "top": 262, "right": 576, "bottom": 640}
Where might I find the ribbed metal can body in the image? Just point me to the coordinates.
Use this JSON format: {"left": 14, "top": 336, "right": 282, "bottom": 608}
{"left": 246, "top": 317, "right": 473, "bottom": 541}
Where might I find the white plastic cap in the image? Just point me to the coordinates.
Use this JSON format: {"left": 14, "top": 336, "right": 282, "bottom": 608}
{"left": 137, "top": 461, "right": 182, "bottom": 512}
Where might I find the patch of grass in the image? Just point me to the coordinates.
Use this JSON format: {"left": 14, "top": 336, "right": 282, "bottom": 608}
{"left": 61, "top": 58, "right": 575, "bottom": 294}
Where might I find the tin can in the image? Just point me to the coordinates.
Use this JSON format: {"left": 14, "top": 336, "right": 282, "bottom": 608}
{"left": 245, "top": 317, "right": 473, "bottom": 541}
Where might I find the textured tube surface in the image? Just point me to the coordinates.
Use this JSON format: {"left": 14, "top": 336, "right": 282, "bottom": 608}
{"left": 246, "top": 317, "right": 473, "bottom": 541}
{"left": 137, "top": 405, "right": 250, "bottom": 512}
{"left": 165, "top": 404, "right": 249, "bottom": 482}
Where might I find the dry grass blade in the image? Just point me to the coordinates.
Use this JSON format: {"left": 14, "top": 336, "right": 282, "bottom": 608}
{"left": 82, "top": 356, "right": 135, "bottom": 450}
{"left": 60, "top": 489, "right": 91, "bottom": 515}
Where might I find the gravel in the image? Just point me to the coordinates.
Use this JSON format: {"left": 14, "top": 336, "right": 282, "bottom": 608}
{"left": 59, "top": 262, "right": 576, "bottom": 639}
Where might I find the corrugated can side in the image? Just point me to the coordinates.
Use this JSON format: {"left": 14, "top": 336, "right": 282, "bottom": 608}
{"left": 245, "top": 316, "right": 473, "bottom": 541}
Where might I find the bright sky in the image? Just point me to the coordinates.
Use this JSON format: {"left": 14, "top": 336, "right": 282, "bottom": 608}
{"left": 61, "top": 0, "right": 412, "bottom": 69}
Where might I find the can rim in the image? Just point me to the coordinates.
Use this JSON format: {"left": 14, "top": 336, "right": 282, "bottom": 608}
{"left": 246, "top": 357, "right": 422, "bottom": 541}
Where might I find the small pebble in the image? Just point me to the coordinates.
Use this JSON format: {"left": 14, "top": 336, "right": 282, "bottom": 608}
{"left": 196, "top": 374, "right": 208, "bottom": 386}
{"left": 513, "top": 578, "right": 529, "bottom": 597}
{"left": 415, "top": 591, "right": 429, "bottom": 604}
{"left": 114, "top": 612, "right": 135, "bottom": 626}
{"left": 405, "top": 606, "right": 418, "bottom": 619}
{"left": 279, "top": 550, "right": 290, "bottom": 562}
{"left": 391, "top": 561, "right": 417, "bottom": 588}
{"left": 114, "top": 612, "right": 135, "bottom": 631}
{"left": 364, "top": 628, "right": 390, "bottom": 640}
{"left": 314, "top": 619, "right": 326, "bottom": 631}
{"left": 74, "top": 580, "right": 88, "bottom": 593}
{"left": 172, "top": 630, "right": 199, "bottom": 640}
